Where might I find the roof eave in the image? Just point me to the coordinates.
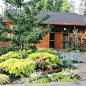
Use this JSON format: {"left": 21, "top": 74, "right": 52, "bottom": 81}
{"left": 50, "top": 23, "right": 86, "bottom": 26}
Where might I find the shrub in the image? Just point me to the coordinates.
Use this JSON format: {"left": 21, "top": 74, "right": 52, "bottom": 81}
{"left": 37, "top": 78, "right": 50, "bottom": 83}
{"left": 0, "top": 59, "right": 36, "bottom": 77}
{"left": 62, "top": 56, "right": 82, "bottom": 66}
{"left": 37, "top": 48, "right": 56, "bottom": 55}
{"left": 66, "top": 48, "right": 73, "bottom": 52}
{"left": 0, "top": 74, "right": 10, "bottom": 85}
{"left": 61, "top": 78, "right": 78, "bottom": 82}
{"left": 12, "top": 78, "right": 30, "bottom": 84}
{"left": 0, "top": 57, "right": 10, "bottom": 63}
{"left": 28, "top": 52, "right": 63, "bottom": 69}
{"left": 48, "top": 71, "right": 76, "bottom": 81}
{"left": 0, "top": 51, "right": 28, "bottom": 59}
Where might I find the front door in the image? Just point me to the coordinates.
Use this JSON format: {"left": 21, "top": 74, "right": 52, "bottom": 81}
{"left": 54, "top": 33, "right": 62, "bottom": 49}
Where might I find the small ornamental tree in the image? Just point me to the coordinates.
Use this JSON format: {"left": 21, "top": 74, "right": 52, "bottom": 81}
{"left": 70, "top": 26, "right": 82, "bottom": 50}
{"left": 1, "top": 0, "right": 52, "bottom": 59}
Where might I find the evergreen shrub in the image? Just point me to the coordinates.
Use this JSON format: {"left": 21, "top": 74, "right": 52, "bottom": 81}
{"left": 0, "top": 51, "right": 28, "bottom": 59}
{"left": 28, "top": 52, "right": 63, "bottom": 69}
{"left": 0, "top": 74, "right": 10, "bottom": 85}
{"left": 0, "top": 57, "right": 10, "bottom": 63}
{"left": 37, "top": 48, "right": 56, "bottom": 55}
{"left": 0, "top": 59, "right": 36, "bottom": 77}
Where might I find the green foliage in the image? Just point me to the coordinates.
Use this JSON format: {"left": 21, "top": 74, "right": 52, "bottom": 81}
{"left": 29, "top": 71, "right": 44, "bottom": 81}
{"left": 1, "top": 51, "right": 28, "bottom": 59}
{"left": 0, "top": 57, "right": 10, "bottom": 63}
{"left": 37, "top": 48, "right": 56, "bottom": 55}
{"left": 62, "top": 56, "right": 83, "bottom": 66}
{"left": 36, "top": 0, "right": 70, "bottom": 12}
{"left": 61, "top": 78, "right": 78, "bottom": 82}
{"left": 0, "top": 47, "right": 20, "bottom": 53}
{"left": 66, "top": 48, "right": 73, "bottom": 52}
{"left": 1, "top": 0, "right": 52, "bottom": 59}
{"left": 48, "top": 74, "right": 58, "bottom": 81}
{"left": 12, "top": 78, "right": 30, "bottom": 84}
{"left": 48, "top": 71, "right": 77, "bottom": 81}
{"left": 4, "top": 0, "right": 24, "bottom": 7}
{"left": 0, "top": 59, "right": 36, "bottom": 77}
{"left": 37, "top": 78, "right": 50, "bottom": 83}
{"left": 28, "top": 52, "right": 63, "bottom": 69}
{"left": 0, "top": 74, "right": 10, "bottom": 85}
{"left": 24, "top": 45, "right": 37, "bottom": 53}
{"left": 70, "top": 28, "right": 82, "bottom": 50}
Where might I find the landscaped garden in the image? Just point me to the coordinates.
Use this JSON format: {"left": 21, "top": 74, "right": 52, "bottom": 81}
{"left": 0, "top": 0, "right": 86, "bottom": 85}
{"left": 0, "top": 48, "right": 85, "bottom": 85}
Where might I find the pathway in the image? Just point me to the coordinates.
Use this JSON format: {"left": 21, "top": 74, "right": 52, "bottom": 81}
{"left": 2, "top": 81, "right": 86, "bottom": 86}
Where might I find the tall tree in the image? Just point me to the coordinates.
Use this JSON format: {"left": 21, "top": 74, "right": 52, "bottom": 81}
{"left": 36, "top": 0, "right": 70, "bottom": 12}
{"left": 2, "top": 0, "right": 52, "bottom": 59}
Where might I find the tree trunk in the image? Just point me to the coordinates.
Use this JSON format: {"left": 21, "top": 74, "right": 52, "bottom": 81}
{"left": 20, "top": 40, "right": 22, "bottom": 60}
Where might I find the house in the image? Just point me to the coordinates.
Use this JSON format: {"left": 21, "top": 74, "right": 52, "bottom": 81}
{"left": 2, "top": 9, "right": 86, "bottom": 49}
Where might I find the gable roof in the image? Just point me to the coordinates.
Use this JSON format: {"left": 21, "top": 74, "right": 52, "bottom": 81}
{"left": 3, "top": 9, "right": 86, "bottom": 26}
{"left": 38, "top": 11, "right": 86, "bottom": 25}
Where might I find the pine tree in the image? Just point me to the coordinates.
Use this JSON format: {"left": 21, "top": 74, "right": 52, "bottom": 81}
{"left": 2, "top": 0, "right": 52, "bottom": 59}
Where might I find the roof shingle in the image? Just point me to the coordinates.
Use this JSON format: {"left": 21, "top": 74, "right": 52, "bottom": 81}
{"left": 3, "top": 9, "right": 86, "bottom": 25}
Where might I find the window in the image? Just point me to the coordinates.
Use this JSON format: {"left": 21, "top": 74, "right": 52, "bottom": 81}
{"left": 63, "top": 42, "right": 68, "bottom": 48}
{"left": 54, "top": 26, "right": 62, "bottom": 32}
{"left": 70, "top": 27, "right": 74, "bottom": 33}
{"left": 63, "top": 34, "right": 68, "bottom": 41}
{"left": 50, "top": 33, "right": 54, "bottom": 40}
{"left": 50, "top": 41, "right": 54, "bottom": 48}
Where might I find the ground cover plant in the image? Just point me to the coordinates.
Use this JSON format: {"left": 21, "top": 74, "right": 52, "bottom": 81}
{"left": 66, "top": 48, "right": 73, "bottom": 52}
{"left": 12, "top": 71, "right": 78, "bottom": 84}
{"left": 37, "top": 78, "right": 50, "bottom": 83}
{"left": 62, "top": 56, "right": 83, "bottom": 67}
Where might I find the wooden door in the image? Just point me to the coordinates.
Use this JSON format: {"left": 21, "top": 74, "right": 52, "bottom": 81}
{"left": 54, "top": 33, "right": 62, "bottom": 49}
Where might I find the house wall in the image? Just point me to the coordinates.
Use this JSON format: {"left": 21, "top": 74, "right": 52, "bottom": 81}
{"left": 2, "top": 21, "right": 86, "bottom": 49}
{"left": 36, "top": 25, "right": 86, "bottom": 49}
{"left": 35, "top": 34, "right": 50, "bottom": 48}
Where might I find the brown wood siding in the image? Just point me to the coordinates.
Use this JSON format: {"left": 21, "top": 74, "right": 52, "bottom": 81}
{"left": 2, "top": 21, "right": 86, "bottom": 50}
{"left": 35, "top": 34, "right": 49, "bottom": 48}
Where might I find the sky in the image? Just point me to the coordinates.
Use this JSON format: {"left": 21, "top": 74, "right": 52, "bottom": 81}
{"left": 0, "top": 0, "right": 84, "bottom": 14}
